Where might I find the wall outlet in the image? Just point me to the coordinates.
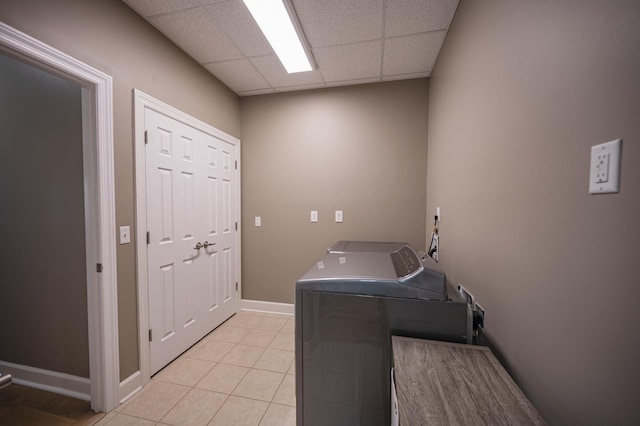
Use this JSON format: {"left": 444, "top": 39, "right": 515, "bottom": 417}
{"left": 255, "top": 216, "right": 261, "bottom": 227}
{"left": 310, "top": 210, "right": 318, "bottom": 222}
{"left": 335, "top": 210, "right": 343, "bottom": 223}
{"left": 589, "top": 139, "right": 622, "bottom": 194}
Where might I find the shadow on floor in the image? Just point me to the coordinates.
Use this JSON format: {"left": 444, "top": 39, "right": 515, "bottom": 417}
{"left": 0, "top": 384, "right": 104, "bottom": 425}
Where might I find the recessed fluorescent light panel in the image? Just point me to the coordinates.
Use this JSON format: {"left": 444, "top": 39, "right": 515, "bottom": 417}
{"left": 243, "top": 0, "right": 314, "bottom": 73}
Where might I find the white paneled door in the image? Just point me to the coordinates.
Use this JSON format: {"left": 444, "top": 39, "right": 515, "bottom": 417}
{"left": 145, "top": 108, "right": 238, "bottom": 375}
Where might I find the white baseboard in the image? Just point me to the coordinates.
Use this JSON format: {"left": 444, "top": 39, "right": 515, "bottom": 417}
{"left": 240, "top": 299, "right": 294, "bottom": 316}
{"left": 0, "top": 360, "right": 90, "bottom": 401}
{"left": 119, "top": 370, "right": 142, "bottom": 404}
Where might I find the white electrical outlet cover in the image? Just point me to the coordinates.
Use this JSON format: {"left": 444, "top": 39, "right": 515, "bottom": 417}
{"left": 119, "top": 226, "right": 131, "bottom": 244}
{"left": 255, "top": 216, "right": 261, "bottom": 227}
{"left": 590, "top": 139, "right": 622, "bottom": 194}
{"left": 335, "top": 210, "right": 343, "bottom": 223}
{"left": 311, "top": 210, "right": 318, "bottom": 222}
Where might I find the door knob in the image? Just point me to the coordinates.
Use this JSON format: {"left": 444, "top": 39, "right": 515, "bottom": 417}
{"left": 203, "top": 241, "right": 215, "bottom": 249}
{"left": 194, "top": 242, "right": 203, "bottom": 250}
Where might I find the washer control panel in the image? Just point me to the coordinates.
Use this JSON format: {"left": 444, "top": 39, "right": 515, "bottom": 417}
{"left": 391, "top": 246, "right": 422, "bottom": 279}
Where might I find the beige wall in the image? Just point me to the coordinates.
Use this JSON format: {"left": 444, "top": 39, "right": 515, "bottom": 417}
{"left": 0, "top": 53, "right": 88, "bottom": 377}
{"left": 240, "top": 80, "right": 429, "bottom": 303}
{"left": 427, "top": 0, "right": 640, "bottom": 424}
{"left": 0, "top": 0, "right": 240, "bottom": 380}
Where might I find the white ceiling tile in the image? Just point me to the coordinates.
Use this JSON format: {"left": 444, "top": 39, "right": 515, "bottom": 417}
{"left": 314, "top": 41, "right": 382, "bottom": 82}
{"left": 123, "top": 0, "right": 201, "bottom": 17}
{"left": 293, "top": 0, "right": 384, "bottom": 47}
{"left": 123, "top": 0, "right": 459, "bottom": 95}
{"left": 150, "top": 8, "right": 243, "bottom": 63}
{"left": 204, "top": 59, "right": 270, "bottom": 92}
{"left": 385, "top": 0, "right": 459, "bottom": 37}
{"left": 204, "top": 2, "right": 272, "bottom": 57}
{"left": 383, "top": 31, "right": 446, "bottom": 76}
{"left": 250, "top": 55, "right": 325, "bottom": 88}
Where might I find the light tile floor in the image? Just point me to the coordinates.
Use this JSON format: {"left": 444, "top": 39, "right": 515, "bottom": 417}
{"left": 96, "top": 312, "right": 296, "bottom": 426}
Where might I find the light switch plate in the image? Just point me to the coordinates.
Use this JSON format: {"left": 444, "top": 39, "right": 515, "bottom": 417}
{"left": 255, "top": 216, "right": 261, "bottom": 227}
{"left": 335, "top": 210, "right": 343, "bottom": 223}
{"left": 589, "top": 139, "right": 622, "bottom": 194}
{"left": 119, "top": 226, "right": 131, "bottom": 244}
{"left": 310, "top": 210, "right": 318, "bottom": 222}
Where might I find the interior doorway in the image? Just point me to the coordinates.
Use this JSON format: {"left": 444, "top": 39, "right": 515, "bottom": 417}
{"left": 0, "top": 22, "right": 119, "bottom": 412}
{"left": 0, "top": 49, "right": 89, "bottom": 387}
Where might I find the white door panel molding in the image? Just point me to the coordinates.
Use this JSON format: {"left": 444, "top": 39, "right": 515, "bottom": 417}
{"left": 134, "top": 90, "right": 240, "bottom": 384}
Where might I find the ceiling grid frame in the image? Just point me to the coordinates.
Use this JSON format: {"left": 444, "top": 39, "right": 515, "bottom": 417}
{"left": 123, "top": 0, "right": 460, "bottom": 96}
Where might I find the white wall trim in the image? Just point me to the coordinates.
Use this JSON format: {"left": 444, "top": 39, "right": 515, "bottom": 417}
{"left": 0, "top": 361, "right": 91, "bottom": 401}
{"left": 241, "top": 299, "right": 294, "bottom": 316}
{"left": 133, "top": 89, "right": 242, "bottom": 388}
{"left": 118, "top": 371, "right": 142, "bottom": 404}
{"left": 0, "top": 22, "right": 119, "bottom": 412}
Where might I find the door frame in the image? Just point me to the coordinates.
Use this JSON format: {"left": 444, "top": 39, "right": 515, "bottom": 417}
{"left": 0, "top": 23, "right": 119, "bottom": 412}
{"left": 133, "top": 90, "right": 241, "bottom": 386}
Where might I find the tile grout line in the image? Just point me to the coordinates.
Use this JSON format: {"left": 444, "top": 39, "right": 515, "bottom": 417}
{"left": 159, "top": 338, "right": 241, "bottom": 426}
{"left": 118, "top": 312, "right": 296, "bottom": 425}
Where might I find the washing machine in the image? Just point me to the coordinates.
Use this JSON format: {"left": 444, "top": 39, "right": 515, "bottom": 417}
{"left": 295, "top": 241, "right": 473, "bottom": 425}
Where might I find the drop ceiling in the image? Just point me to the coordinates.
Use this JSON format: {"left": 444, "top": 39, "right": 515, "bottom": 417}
{"left": 123, "top": 0, "right": 459, "bottom": 96}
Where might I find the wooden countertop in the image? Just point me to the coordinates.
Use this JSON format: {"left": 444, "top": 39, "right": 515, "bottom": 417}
{"left": 392, "top": 336, "right": 546, "bottom": 425}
